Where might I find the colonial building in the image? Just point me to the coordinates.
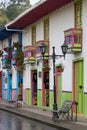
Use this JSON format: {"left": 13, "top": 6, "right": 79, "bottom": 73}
{"left": 0, "top": 0, "right": 87, "bottom": 118}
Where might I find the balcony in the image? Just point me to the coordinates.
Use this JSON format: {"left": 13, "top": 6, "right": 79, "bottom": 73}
{"left": 36, "top": 40, "right": 49, "bottom": 59}
{"left": 24, "top": 45, "right": 35, "bottom": 64}
{"left": 64, "top": 28, "right": 82, "bottom": 53}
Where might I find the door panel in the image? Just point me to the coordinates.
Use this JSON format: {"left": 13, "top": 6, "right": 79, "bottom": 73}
{"left": 42, "top": 70, "right": 49, "bottom": 107}
{"left": 31, "top": 70, "right": 37, "bottom": 105}
{"left": 73, "top": 60, "right": 83, "bottom": 114}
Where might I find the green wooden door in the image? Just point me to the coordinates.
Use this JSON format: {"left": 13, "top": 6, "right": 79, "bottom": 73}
{"left": 74, "top": 60, "right": 83, "bottom": 114}
{"left": 58, "top": 74, "right": 62, "bottom": 108}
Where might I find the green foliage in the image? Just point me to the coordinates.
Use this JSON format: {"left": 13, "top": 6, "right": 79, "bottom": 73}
{"left": 5, "top": 52, "right": 12, "bottom": 69}
{"left": 0, "top": 14, "right": 9, "bottom": 27}
{"left": 6, "top": 0, "right": 31, "bottom": 21}
{"left": 0, "top": 0, "right": 31, "bottom": 27}
{"left": 5, "top": 58, "right": 11, "bottom": 68}
{"left": 13, "top": 42, "right": 24, "bottom": 74}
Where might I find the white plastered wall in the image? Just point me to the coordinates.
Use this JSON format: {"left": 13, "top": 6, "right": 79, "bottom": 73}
{"left": 82, "top": 0, "right": 87, "bottom": 92}
{"left": 23, "top": 20, "right": 44, "bottom": 90}
{"left": 22, "top": 0, "right": 87, "bottom": 93}
{"left": 11, "top": 33, "right": 18, "bottom": 89}
{"left": 12, "top": 33, "right": 18, "bottom": 44}
{"left": 49, "top": 2, "right": 74, "bottom": 91}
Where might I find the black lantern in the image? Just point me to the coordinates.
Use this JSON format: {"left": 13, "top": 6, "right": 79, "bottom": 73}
{"left": 39, "top": 43, "right": 46, "bottom": 56}
{"left": 61, "top": 41, "right": 68, "bottom": 58}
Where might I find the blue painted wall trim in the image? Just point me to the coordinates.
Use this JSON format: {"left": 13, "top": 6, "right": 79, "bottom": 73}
{"left": 7, "top": 74, "right": 12, "bottom": 100}
{"left": 2, "top": 73, "right": 5, "bottom": 100}
{"left": 8, "top": 37, "right": 12, "bottom": 47}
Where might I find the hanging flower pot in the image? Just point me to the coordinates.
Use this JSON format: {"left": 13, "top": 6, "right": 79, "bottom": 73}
{"left": 58, "top": 64, "right": 64, "bottom": 72}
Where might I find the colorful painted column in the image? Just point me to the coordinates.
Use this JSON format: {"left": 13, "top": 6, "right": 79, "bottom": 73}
{"left": 2, "top": 73, "right": 5, "bottom": 100}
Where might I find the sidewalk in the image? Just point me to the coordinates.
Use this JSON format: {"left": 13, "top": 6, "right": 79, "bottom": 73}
{"left": 0, "top": 100, "right": 87, "bottom": 130}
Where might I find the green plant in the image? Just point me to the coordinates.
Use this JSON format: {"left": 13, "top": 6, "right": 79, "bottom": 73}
{"left": 13, "top": 42, "right": 24, "bottom": 74}
{"left": 5, "top": 58, "right": 11, "bottom": 68}
{"left": 13, "top": 42, "right": 22, "bottom": 49}
{"left": 5, "top": 53, "right": 12, "bottom": 68}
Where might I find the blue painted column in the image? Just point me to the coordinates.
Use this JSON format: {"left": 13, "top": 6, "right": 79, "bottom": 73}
{"left": 16, "top": 32, "right": 23, "bottom": 93}
{"left": 2, "top": 73, "right": 5, "bottom": 100}
{"left": 7, "top": 73, "right": 12, "bottom": 100}
{"left": 7, "top": 37, "right": 12, "bottom": 100}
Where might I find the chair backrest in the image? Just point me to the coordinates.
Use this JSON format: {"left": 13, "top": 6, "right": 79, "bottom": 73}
{"left": 13, "top": 93, "right": 19, "bottom": 101}
{"left": 62, "top": 100, "right": 73, "bottom": 111}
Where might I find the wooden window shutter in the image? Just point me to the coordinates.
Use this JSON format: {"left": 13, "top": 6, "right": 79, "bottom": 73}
{"left": 74, "top": 0, "right": 82, "bottom": 28}
{"left": 44, "top": 18, "right": 49, "bottom": 40}
{"left": 32, "top": 26, "right": 36, "bottom": 45}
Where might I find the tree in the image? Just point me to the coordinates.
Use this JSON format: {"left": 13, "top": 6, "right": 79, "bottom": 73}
{"left": 0, "top": 14, "right": 9, "bottom": 27}
{"left": 0, "top": 1, "right": 9, "bottom": 27}
{"left": 6, "top": 0, "right": 31, "bottom": 21}
{"left": 0, "top": 0, "right": 31, "bottom": 27}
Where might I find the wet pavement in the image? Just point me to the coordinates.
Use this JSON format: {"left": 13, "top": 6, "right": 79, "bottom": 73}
{"left": 0, "top": 110, "right": 61, "bottom": 130}
{"left": 0, "top": 100, "right": 87, "bottom": 130}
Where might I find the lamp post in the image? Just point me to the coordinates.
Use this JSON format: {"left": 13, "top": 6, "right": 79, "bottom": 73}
{"left": 39, "top": 41, "right": 68, "bottom": 118}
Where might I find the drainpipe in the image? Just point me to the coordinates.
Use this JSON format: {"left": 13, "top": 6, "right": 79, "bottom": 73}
{"left": 5, "top": 25, "right": 27, "bottom": 32}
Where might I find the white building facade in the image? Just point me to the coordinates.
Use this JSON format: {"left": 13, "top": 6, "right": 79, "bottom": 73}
{"left": 0, "top": 0, "right": 87, "bottom": 117}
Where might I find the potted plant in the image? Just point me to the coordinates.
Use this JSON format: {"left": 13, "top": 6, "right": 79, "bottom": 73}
{"left": 58, "top": 63, "right": 64, "bottom": 72}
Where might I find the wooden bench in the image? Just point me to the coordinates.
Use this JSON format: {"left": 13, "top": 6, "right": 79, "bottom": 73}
{"left": 51, "top": 100, "right": 78, "bottom": 121}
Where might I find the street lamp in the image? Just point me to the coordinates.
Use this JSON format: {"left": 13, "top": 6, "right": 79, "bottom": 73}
{"left": 61, "top": 41, "right": 68, "bottom": 59}
{"left": 39, "top": 42, "right": 68, "bottom": 118}
{"left": 40, "top": 43, "right": 47, "bottom": 56}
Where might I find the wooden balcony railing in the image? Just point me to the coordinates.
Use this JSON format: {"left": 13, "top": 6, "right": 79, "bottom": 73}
{"left": 64, "top": 28, "right": 82, "bottom": 53}
{"left": 24, "top": 45, "right": 36, "bottom": 64}
{"left": 36, "top": 40, "right": 49, "bottom": 59}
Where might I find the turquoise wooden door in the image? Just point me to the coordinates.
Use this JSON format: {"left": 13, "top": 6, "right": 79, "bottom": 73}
{"left": 58, "top": 74, "right": 62, "bottom": 108}
{"left": 73, "top": 60, "right": 83, "bottom": 114}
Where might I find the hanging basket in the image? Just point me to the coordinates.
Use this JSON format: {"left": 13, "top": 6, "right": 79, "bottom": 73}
{"left": 58, "top": 64, "right": 64, "bottom": 72}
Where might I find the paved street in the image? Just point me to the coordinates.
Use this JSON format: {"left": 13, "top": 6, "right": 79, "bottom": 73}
{"left": 0, "top": 110, "right": 60, "bottom": 130}
{"left": 0, "top": 100, "right": 87, "bottom": 130}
